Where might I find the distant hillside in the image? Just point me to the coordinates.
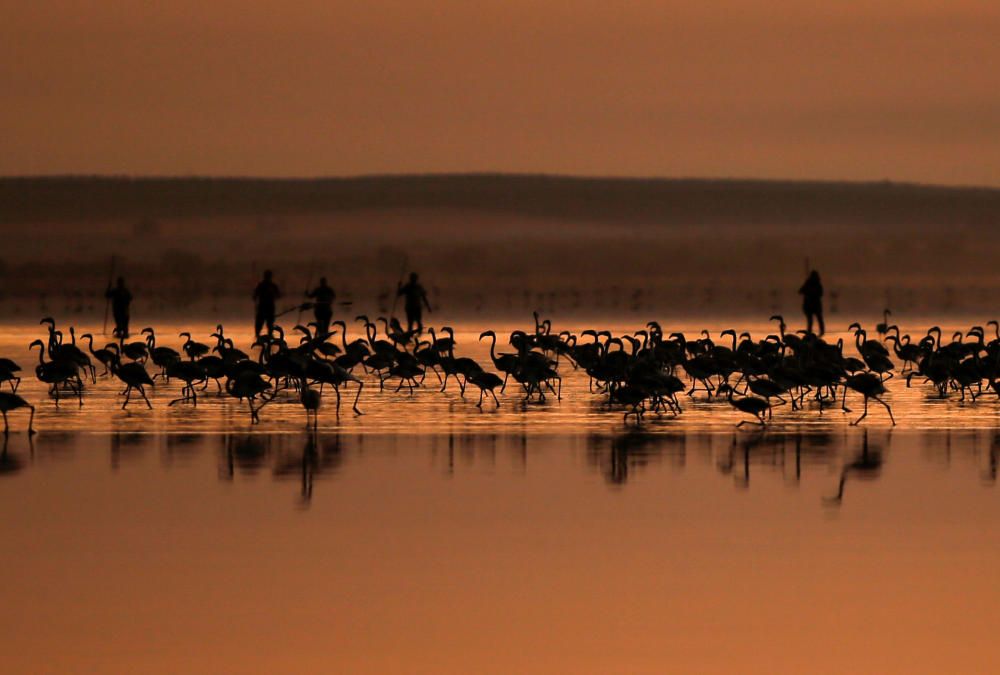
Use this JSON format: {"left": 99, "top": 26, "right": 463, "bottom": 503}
{"left": 1, "top": 174, "right": 999, "bottom": 227}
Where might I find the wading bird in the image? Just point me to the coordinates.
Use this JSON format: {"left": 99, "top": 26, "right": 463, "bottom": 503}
{"left": 0, "top": 392, "right": 35, "bottom": 434}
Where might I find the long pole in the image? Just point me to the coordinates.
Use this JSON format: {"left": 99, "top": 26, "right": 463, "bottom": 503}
{"left": 276, "top": 303, "right": 306, "bottom": 318}
{"left": 250, "top": 260, "right": 258, "bottom": 334}
{"left": 102, "top": 254, "right": 117, "bottom": 336}
{"left": 388, "top": 256, "right": 409, "bottom": 322}
{"left": 296, "top": 259, "right": 317, "bottom": 325}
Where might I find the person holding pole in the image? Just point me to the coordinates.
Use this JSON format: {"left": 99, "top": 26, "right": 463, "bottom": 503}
{"left": 798, "top": 269, "right": 825, "bottom": 336}
{"left": 105, "top": 277, "right": 133, "bottom": 338}
{"left": 306, "top": 277, "right": 335, "bottom": 336}
{"left": 397, "top": 272, "right": 432, "bottom": 334}
{"left": 253, "top": 270, "right": 281, "bottom": 336}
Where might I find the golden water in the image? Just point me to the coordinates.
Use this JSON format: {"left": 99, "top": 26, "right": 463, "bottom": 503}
{"left": 3, "top": 320, "right": 998, "bottom": 434}
{"left": 2, "top": 320, "right": 999, "bottom": 673}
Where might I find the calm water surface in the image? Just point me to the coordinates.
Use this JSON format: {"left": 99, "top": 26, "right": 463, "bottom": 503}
{"left": 2, "top": 430, "right": 999, "bottom": 673}
{"left": 2, "top": 320, "right": 1000, "bottom": 673}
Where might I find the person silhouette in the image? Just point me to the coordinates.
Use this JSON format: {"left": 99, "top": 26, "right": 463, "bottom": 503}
{"left": 397, "top": 272, "right": 432, "bottom": 333}
{"left": 799, "top": 270, "right": 825, "bottom": 335}
{"left": 306, "top": 277, "right": 335, "bottom": 336}
{"left": 105, "top": 277, "right": 133, "bottom": 338}
{"left": 253, "top": 270, "right": 281, "bottom": 336}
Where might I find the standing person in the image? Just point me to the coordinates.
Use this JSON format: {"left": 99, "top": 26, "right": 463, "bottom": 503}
{"left": 799, "top": 270, "right": 825, "bottom": 336}
{"left": 306, "top": 277, "right": 335, "bottom": 336}
{"left": 397, "top": 272, "right": 432, "bottom": 334}
{"left": 105, "top": 277, "right": 133, "bottom": 338}
{"left": 253, "top": 270, "right": 281, "bottom": 336}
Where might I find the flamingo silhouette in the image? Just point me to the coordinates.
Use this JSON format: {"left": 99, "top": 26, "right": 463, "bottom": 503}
{"left": 0, "top": 393, "right": 35, "bottom": 435}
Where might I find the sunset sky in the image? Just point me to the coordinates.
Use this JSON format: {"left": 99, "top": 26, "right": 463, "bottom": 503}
{"left": 3, "top": 1, "right": 998, "bottom": 185}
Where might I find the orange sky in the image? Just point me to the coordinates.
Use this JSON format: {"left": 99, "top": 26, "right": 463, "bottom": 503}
{"left": 3, "top": 1, "right": 998, "bottom": 185}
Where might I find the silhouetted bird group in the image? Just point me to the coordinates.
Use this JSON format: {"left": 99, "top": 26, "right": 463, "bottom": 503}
{"left": 7, "top": 310, "right": 1000, "bottom": 434}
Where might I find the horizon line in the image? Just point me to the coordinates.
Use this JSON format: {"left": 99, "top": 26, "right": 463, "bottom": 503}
{"left": 1, "top": 171, "right": 998, "bottom": 193}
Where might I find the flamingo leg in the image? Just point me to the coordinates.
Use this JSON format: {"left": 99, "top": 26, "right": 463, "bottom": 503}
{"left": 352, "top": 381, "right": 364, "bottom": 415}
{"left": 874, "top": 396, "right": 896, "bottom": 425}
{"left": 852, "top": 397, "right": 870, "bottom": 425}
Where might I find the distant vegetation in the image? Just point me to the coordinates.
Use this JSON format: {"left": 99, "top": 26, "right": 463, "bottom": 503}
{"left": 1, "top": 174, "right": 999, "bottom": 320}
{"left": 2, "top": 174, "right": 998, "bottom": 226}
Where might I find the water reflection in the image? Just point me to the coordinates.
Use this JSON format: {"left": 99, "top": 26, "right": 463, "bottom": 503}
{"left": 586, "top": 432, "right": 688, "bottom": 486}
{"left": 163, "top": 433, "right": 203, "bottom": 466}
{"left": 224, "top": 434, "right": 270, "bottom": 475}
{"left": 824, "top": 430, "right": 884, "bottom": 505}
{"left": 984, "top": 436, "right": 999, "bottom": 484}
{"left": 430, "top": 432, "right": 529, "bottom": 477}
{"left": 3, "top": 435, "right": 999, "bottom": 671}
{"left": 269, "top": 432, "right": 343, "bottom": 507}
{"left": 31, "top": 431, "right": 77, "bottom": 463}
{"left": 0, "top": 434, "right": 27, "bottom": 476}
{"left": 110, "top": 430, "right": 150, "bottom": 470}
{"left": 0, "top": 430, "right": 997, "bottom": 510}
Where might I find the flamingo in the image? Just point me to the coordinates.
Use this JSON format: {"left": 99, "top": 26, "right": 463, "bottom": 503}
{"left": 143, "top": 327, "right": 181, "bottom": 380}
{"left": 479, "top": 330, "right": 518, "bottom": 391}
{"left": 717, "top": 384, "right": 770, "bottom": 428}
{"left": 299, "top": 380, "right": 321, "bottom": 428}
{"left": 843, "top": 373, "right": 895, "bottom": 426}
{"left": 225, "top": 371, "right": 272, "bottom": 424}
{"left": 80, "top": 333, "right": 116, "bottom": 377}
{"left": 180, "top": 332, "right": 210, "bottom": 360}
{"left": 466, "top": 369, "right": 504, "bottom": 408}
{"left": 305, "top": 359, "right": 364, "bottom": 416}
{"left": 0, "top": 358, "right": 22, "bottom": 393}
{"left": 29, "top": 339, "right": 83, "bottom": 406}
{"left": 111, "top": 358, "right": 154, "bottom": 409}
{"left": 0, "top": 393, "right": 35, "bottom": 435}
{"left": 166, "top": 360, "right": 207, "bottom": 406}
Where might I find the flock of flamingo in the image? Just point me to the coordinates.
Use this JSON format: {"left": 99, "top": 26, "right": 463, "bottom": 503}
{"left": 1, "top": 310, "right": 999, "bottom": 434}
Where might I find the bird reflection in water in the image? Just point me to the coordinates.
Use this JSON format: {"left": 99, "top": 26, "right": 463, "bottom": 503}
{"left": 432, "top": 432, "right": 522, "bottom": 477}
{"left": 270, "top": 433, "right": 331, "bottom": 507}
{"left": 717, "top": 432, "right": 783, "bottom": 488}
{"left": 271, "top": 433, "right": 319, "bottom": 507}
{"left": 221, "top": 434, "right": 270, "bottom": 479}
{"left": 824, "top": 429, "right": 884, "bottom": 505}
{"left": 301, "top": 434, "right": 315, "bottom": 505}
{"left": 714, "top": 432, "right": 838, "bottom": 487}
{"left": 6, "top": 428, "right": 998, "bottom": 510}
{"left": 163, "top": 433, "right": 204, "bottom": 467}
{"left": 587, "top": 432, "right": 688, "bottom": 486}
{"left": 782, "top": 432, "right": 836, "bottom": 484}
{"left": 0, "top": 433, "right": 29, "bottom": 477}
{"left": 981, "top": 433, "right": 999, "bottom": 485}
{"left": 243, "top": 432, "right": 347, "bottom": 505}
{"left": 110, "top": 431, "right": 151, "bottom": 470}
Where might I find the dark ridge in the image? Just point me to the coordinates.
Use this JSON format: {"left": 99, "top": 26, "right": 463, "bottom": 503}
{"left": 1, "top": 173, "right": 999, "bottom": 226}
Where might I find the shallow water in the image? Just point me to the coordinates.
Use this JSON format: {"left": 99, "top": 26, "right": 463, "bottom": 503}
{"left": 4, "top": 320, "right": 1000, "bottom": 672}
{"left": 1, "top": 429, "right": 999, "bottom": 673}
{"left": 3, "top": 319, "right": 1000, "bottom": 434}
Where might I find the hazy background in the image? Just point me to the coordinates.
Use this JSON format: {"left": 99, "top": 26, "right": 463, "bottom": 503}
{"left": 2, "top": 176, "right": 998, "bottom": 323}
{"left": 3, "top": 1, "right": 999, "bottom": 185}
{"left": 3, "top": 2, "right": 999, "bottom": 324}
